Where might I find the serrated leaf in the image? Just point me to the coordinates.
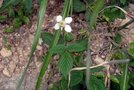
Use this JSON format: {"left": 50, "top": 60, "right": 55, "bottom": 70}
{"left": 50, "top": 84, "right": 59, "bottom": 90}
{"left": 13, "top": 18, "right": 22, "bottom": 28}
{"left": 22, "top": 16, "right": 29, "bottom": 24}
{"left": 120, "top": 0, "right": 127, "bottom": 4}
{"left": 85, "top": 10, "right": 91, "bottom": 22}
{"left": 70, "top": 71, "right": 83, "bottom": 86}
{"left": 110, "top": 75, "right": 120, "bottom": 84}
{"left": 65, "top": 33, "right": 74, "bottom": 42}
{"left": 0, "top": 15, "right": 7, "bottom": 22}
{"left": 59, "top": 52, "right": 74, "bottom": 78}
{"left": 41, "top": 32, "right": 54, "bottom": 46}
{"left": 24, "top": 0, "right": 32, "bottom": 12}
{"left": 61, "top": 78, "right": 68, "bottom": 90}
{"left": 73, "top": 0, "right": 85, "bottom": 12}
{"left": 4, "top": 26, "right": 15, "bottom": 33}
{"left": 67, "top": 39, "right": 87, "bottom": 52}
{"left": 113, "top": 33, "right": 122, "bottom": 44}
{"left": 89, "top": 75, "right": 106, "bottom": 90}
{"left": 128, "top": 42, "right": 134, "bottom": 54}
{"left": 90, "top": 66, "right": 104, "bottom": 73}
{"left": 87, "top": 0, "right": 94, "bottom": 3}
{"left": 50, "top": 44, "right": 66, "bottom": 54}
{"left": 104, "top": 8, "right": 125, "bottom": 22}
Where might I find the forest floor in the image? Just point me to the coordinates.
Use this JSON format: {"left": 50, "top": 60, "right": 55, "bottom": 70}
{"left": 0, "top": 0, "right": 134, "bottom": 90}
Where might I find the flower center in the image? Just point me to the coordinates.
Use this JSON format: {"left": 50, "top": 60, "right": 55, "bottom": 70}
{"left": 59, "top": 21, "right": 65, "bottom": 27}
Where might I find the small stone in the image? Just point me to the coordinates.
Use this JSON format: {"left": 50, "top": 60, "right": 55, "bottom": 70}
{"left": 39, "top": 38, "right": 43, "bottom": 45}
{"left": 0, "top": 63, "right": 4, "bottom": 71}
{"left": 8, "top": 61, "right": 16, "bottom": 74}
{"left": 3, "top": 67, "right": 11, "bottom": 77}
{"left": 0, "top": 48, "right": 12, "bottom": 57}
{"left": 36, "top": 45, "right": 42, "bottom": 50}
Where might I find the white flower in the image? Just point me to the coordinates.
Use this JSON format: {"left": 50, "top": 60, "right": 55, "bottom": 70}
{"left": 54, "top": 15, "right": 72, "bottom": 32}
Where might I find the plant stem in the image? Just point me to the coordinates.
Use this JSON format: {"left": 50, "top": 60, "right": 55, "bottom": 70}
{"left": 35, "top": 30, "right": 61, "bottom": 90}
{"left": 86, "top": 32, "right": 91, "bottom": 90}
{"left": 120, "top": 63, "right": 129, "bottom": 90}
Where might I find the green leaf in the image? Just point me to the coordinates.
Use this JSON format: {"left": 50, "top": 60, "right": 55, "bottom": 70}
{"left": 104, "top": 8, "right": 125, "bottom": 22}
{"left": 120, "top": 0, "right": 127, "bottom": 4}
{"left": 90, "top": 66, "right": 104, "bottom": 73}
{"left": 70, "top": 71, "right": 83, "bottom": 86}
{"left": 89, "top": 75, "right": 106, "bottom": 90}
{"left": 8, "top": 6, "right": 15, "bottom": 17}
{"left": 59, "top": 52, "right": 74, "bottom": 78}
{"left": 73, "top": 0, "right": 86, "bottom": 12}
{"left": 22, "top": 16, "right": 29, "bottom": 24}
{"left": 65, "top": 33, "right": 74, "bottom": 42}
{"left": 70, "top": 85, "right": 81, "bottom": 90}
{"left": 129, "top": 72, "right": 134, "bottom": 88}
{"left": 110, "top": 75, "right": 120, "bottom": 84}
{"left": 50, "top": 84, "right": 59, "bottom": 90}
{"left": 41, "top": 32, "right": 54, "bottom": 46}
{"left": 67, "top": 39, "right": 87, "bottom": 52}
{"left": 113, "top": 33, "right": 122, "bottom": 44}
{"left": 23, "top": 0, "right": 32, "bottom": 13}
{"left": 0, "top": 15, "right": 7, "bottom": 22}
{"left": 50, "top": 44, "right": 66, "bottom": 54}
{"left": 112, "top": 50, "right": 127, "bottom": 59}
{"left": 128, "top": 42, "right": 134, "bottom": 55}
{"left": 75, "top": 54, "right": 83, "bottom": 65}
{"left": 60, "top": 78, "right": 68, "bottom": 90}
{"left": 90, "top": 0, "right": 104, "bottom": 28}
{"left": 87, "top": 0, "right": 94, "bottom": 3}
{"left": 85, "top": 10, "right": 91, "bottom": 22}
{"left": 13, "top": 18, "right": 22, "bottom": 28}
{"left": 4, "top": 26, "right": 15, "bottom": 33}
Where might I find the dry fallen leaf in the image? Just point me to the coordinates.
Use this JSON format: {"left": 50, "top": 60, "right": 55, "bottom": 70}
{"left": 0, "top": 48, "right": 12, "bottom": 57}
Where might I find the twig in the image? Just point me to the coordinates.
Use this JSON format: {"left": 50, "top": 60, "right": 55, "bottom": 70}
{"left": 68, "top": 59, "right": 129, "bottom": 89}
{"left": 71, "top": 59, "right": 129, "bottom": 71}
{"left": 118, "top": 19, "right": 134, "bottom": 31}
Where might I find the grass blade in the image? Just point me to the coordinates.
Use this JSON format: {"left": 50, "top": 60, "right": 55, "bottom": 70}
{"left": 120, "top": 63, "right": 129, "bottom": 90}
{"left": 89, "top": 0, "right": 105, "bottom": 29}
{"left": 0, "top": 0, "right": 16, "bottom": 11}
{"left": 16, "top": 0, "right": 48, "bottom": 90}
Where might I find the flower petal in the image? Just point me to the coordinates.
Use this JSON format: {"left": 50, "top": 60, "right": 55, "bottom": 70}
{"left": 65, "top": 17, "right": 72, "bottom": 24}
{"left": 65, "top": 25, "right": 72, "bottom": 32}
{"left": 56, "top": 15, "right": 62, "bottom": 22}
{"left": 54, "top": 23, "right": 60, "bottom": 30}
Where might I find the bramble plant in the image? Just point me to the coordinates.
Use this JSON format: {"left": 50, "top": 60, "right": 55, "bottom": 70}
{"left": 0, "top": 0, "right": 134, "bottom": 90}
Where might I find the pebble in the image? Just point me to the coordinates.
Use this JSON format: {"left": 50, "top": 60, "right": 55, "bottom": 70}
{"left": 8, "top": 61, "right": 16, "bottom": 74}
{"left": 0, "top": 63, "right": 4, "bottom": 71}
{"left": 0, "top": 48, "right": 12, "bottom": 57}
{"left": 3, "top": 67, "right": 11, "bottom": 77}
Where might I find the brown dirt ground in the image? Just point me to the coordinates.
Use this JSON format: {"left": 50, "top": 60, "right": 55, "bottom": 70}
{"left": 0, "top": 0, "right": 134, "bottom": 90}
